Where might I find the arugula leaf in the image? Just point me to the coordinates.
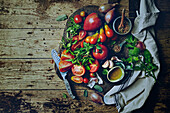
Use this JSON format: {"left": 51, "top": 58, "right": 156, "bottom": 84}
{"left": 129, "top": 47, "right": 140, "bottom": 56}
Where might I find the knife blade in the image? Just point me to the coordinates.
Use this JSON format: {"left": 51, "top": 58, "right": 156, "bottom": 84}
{"left": 51, "top": 49, "right": 75, "bottom": 99}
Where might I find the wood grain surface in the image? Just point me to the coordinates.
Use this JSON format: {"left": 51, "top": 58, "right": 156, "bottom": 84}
{"left": 0, "top": 0, "right": 169, "bottom": 113}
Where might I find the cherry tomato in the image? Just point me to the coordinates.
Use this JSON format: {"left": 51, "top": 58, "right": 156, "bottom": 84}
{"left": 61, "top": 49, "right": 74, "bottom": 60}
{"left": 79, "top": 30, "right": 87, "bottom": 40}
{"left": 59, "top": 60, "right": 73, "bottom": 72}
{"left": 74, "top": 15, "right": 82, "bottom": 24}
{"left": 90, "top": 72, "right": 96, "bottom": 77}
{"left": 71, "top": 64, "right": 86, "bottom": 76}
{"left": 90, "top": 36, "right": 97, "bottom": 44}
{"left": 89, "top": 59, "right": 100, "bottom": 73}
{"left": 80, "top": 11, "right": 86, "bottom": 17}
{"left": 71, "top": 76, "right": 83, "bottom": 83}
{"left": 85, "top": 36, "right": 91, "bottom": 43}
{"left": 99, "top": 34, "right": 106, "bottom": 42}
{"left": 83, "top": 78, "right": 89, "bottom": 83}
{"left": 93, "top": 44, "right": 108, "bottom": 60}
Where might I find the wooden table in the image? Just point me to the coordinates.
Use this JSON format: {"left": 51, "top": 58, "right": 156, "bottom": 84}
{"left": 0, "top": 0, "right": 169, "bottom": 112}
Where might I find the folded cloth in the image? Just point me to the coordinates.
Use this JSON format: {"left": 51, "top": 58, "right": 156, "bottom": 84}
{"left": 103, "top": 0, "right": 160, "bottom": 112}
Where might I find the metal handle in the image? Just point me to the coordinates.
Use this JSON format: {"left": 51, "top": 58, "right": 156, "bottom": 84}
{"left": 64, "top": 78, "right": 76, "bottom": 99}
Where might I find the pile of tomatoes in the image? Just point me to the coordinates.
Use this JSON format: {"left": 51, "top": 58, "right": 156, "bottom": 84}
{"left": 59, "top": 11, "right": 118, "bottom": 84}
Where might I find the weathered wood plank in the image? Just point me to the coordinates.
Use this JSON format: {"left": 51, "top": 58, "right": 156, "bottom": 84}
{"left": 0, "top": 0, "right": 109, "bottom": 29}
{"left": 0, "top": 28, "right": 169, "bottom": 58}
{"left": 0, "top": 90, "right": 118, "bottom": 113}
{"left": 0, "top": 59, "right": 89, "bottom": 90}
{"left": 0, "top": 29, "right": 62, "bottom": 58}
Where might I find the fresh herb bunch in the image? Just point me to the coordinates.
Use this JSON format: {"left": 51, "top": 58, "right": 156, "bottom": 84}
{"left": 122, "top": 35, "right": 158, "bottom": 81}
{"left": 66, "top": 17, "right": 83, "bottom": 36}
{"left": 60, "top": 35, "right": 102, "bottom": 70}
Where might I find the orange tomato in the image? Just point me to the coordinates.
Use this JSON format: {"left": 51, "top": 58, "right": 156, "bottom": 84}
{"left": 85, "top": 36, "right": 91, "bottom": 43}
{"left": 80, "top": 11, "right": 86, "bottom": 17}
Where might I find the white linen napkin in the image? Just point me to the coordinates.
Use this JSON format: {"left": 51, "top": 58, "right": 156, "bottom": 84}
{"left": 103, "top": 0, "right": 160, "bottom": 112}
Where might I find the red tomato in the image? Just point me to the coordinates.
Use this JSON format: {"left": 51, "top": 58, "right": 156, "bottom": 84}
{"left": 85, "top": 36, "right": 91, "bottom": 43}
{"left": 71, "top": 65, "right": 86, "bottom": 76}
{"left": 71, "top": 76, "right": 83, "bottom": 83}
{"left": 90, "top": 36, "right": 97, "bottom": 44}
{"left": 99, "top": 34, "right": 106, "bottom": 42}
{"left": 61, "top": 49, "right": 74, "bottom": 60}
{"left": 79, "top": 30, "right": 87, "bottom": 40}
{"left": 59, "top": 60, "right": 73, "bottom": 72}
{"left": 90, "top": 72, "right": 96, "bottom": 77}
{"left": 74, "top": 15, "right": 82, "bottom": 24}
{"left": 93, "top": 44, "right": 108, "bottom": 60}
{"left": 83, "top": 78, "right": 89, "bottom": 83}
{"left": 89, "top": 59, "right": 100, "bottom": 73}
{"left": 71, "top": 41, "right": 81, "bottom": 51}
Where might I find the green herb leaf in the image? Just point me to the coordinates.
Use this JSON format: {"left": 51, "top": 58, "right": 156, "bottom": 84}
{"left": 125, "top": 44, "right": 134, "bottom": 48}
{"left": 56, "top": 14, "right": 68, "bottom": 21}
{"left": 97, "top": 38, "right": 101, "bottom": 42}
{"left": 102, "top": 69, "right": 108, "bottom": 75}
{"left": 129, "top": 47, "right": 140, "bottom": 56}
{"left": 84, "top": 89, "right": 88, "bottom": 97}
{"left": 85, "top": 65, "right": 90, "bottom": 70}
{"left": 94, "top": 85, "right": 103, "bottom": 92}
{"left": 63, "top": 93, "right": 67, "bottom": 98}
{"left": 96, "top": 44, "right": 102, "bottom": 49}
{"left": 110, "top": 41, "right": 116, "bottom": 45}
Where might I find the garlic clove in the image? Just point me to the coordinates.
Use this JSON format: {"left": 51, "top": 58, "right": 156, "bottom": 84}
{"left": 102, "top": 60, "right": 109, "bottom": 68}
{"left": 109, "top": 60, "right": 114, "bottom": 68}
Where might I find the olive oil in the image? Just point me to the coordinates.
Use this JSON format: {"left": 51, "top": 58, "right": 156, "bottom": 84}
{"left": 108, "top": 67, "right": 122, "bottom": 80}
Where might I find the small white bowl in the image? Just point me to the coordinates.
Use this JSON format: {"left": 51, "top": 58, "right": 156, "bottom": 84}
{"left": 113, "top": 16, "right": 132, "bottom": 35}
{"left": 107, "top": 66, "right": 125, "bottom": 83}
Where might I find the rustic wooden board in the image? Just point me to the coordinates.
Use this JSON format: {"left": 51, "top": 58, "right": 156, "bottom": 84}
{"left": 0, "top": 0, "right": 170, "bottom": 112}
{"left": 0, "top": 90, "right": 118, "bottom": 113}
{"left": 0, "top": 59, "right": 90, "bottom": 90}
{"left": 0, "top": 29, "right": 169, "bottom": 58}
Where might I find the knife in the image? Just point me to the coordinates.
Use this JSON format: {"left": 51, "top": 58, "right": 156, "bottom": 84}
{"left": 51, "top": 49, "right": 75, "bottom": 99}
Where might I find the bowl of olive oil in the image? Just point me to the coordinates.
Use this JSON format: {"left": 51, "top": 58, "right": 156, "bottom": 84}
{"left": 107, "top": 66, "right": 125, "bottom": 83}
